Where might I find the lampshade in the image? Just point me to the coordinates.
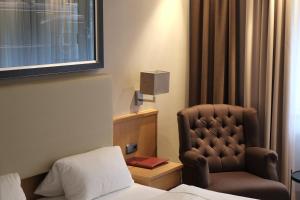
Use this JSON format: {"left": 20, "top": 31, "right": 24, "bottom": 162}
{"left": 140, "top": 71, "right": 170, "bottom": 95}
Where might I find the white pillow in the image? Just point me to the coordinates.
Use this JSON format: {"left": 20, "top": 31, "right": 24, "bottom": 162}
{"left": 35, "top": 165, "right": 64, "bottom": 196}
{"left": 35, "top": 146, "right": 133, "bottom": 200}
{"left": 0, "top": 173, "right": 26, "bottom": 200}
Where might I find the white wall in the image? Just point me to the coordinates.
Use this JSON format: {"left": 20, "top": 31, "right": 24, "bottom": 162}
{"left": 0, "top": 0, "right": 189, "bottom": 163}
{"left": 102, "top": 0, "right": 189, "bottom": 161}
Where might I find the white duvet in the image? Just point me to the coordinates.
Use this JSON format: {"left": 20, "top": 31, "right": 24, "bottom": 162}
{"left": 39, "top": 184, "right": 256, "bottom": 200}
{"left": 156, "top": 184, "right": 256, "bottom": 200}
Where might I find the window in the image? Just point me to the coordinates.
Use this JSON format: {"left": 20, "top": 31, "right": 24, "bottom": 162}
{"left": 0, "top": 0, "right": 103, "bottom": 78}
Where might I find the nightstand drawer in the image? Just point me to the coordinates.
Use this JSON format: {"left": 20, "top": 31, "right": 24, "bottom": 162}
{"left": 129, "top": 161, "right": 183, "bottom": 190}
{"left": 148, "top": 169, "right": 181, "bottom": 190}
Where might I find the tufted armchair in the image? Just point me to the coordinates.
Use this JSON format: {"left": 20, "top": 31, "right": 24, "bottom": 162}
{"left": 177, "top": 104, "right": 289, "bottom": 200}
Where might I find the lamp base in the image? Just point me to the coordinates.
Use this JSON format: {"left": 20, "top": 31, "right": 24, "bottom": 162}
{"left": 134, "top": 90, "right": 156, "bottom": 106}
{"left": 135, "top": 91, "right": 143, "bottom": 106}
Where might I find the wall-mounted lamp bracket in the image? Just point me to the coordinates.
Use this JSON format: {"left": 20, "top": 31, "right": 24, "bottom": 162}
{"left": 135, "top": 90, "right": 156, "bottom": 106}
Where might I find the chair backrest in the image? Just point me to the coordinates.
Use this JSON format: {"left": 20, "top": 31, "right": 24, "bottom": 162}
{"left": 177, "top": 104, "right": 259, "bottom": 173}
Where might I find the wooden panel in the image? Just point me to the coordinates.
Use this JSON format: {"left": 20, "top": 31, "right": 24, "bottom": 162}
{"left": 21, "top": 173, "right": 46, "bottom": 200}
{"left": 113, "top": 109, "right": 158, "bottom": 159}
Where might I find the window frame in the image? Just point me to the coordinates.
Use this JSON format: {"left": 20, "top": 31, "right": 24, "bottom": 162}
{"left": 0, "top": 0, "right": 103, "bottom": 79}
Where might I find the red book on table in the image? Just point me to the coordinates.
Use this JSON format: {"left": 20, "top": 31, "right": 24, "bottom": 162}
{"left": 126, "top": 156, "right": 169, "bottom": 169}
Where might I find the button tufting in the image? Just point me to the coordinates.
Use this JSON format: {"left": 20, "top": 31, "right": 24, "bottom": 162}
{"left": 199, "top": 134, "right": 204, "bottom": 139}
{"left": 204, "top": 151, "right": 208, "bottom": 157}
{"left": 222, "top": 122, "right": 226, "bottom": 128}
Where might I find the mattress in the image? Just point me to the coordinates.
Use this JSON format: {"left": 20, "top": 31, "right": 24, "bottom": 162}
{"left": 38, "top": 183, "right": 165, "bottom": 200}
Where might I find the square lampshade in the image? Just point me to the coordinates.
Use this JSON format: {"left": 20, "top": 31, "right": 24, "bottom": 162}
{"left": 140, "top": 71, "right": 170, "bottom": 95}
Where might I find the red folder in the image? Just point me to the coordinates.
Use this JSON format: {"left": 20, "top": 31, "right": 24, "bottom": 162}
{"left": 126, "top": 156, "right": 169, "bottom": 169}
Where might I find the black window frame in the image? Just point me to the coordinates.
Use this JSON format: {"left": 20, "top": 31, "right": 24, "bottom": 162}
{"left": 0, "top": 0, "right": 104, "bottom": 79}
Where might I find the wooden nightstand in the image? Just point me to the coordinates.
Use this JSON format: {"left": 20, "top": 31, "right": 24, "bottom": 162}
{"left": 128, "top": 161, "right": 183, "bottom": 190}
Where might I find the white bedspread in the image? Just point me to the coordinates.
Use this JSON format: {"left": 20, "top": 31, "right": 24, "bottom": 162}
{"left": 38, "top": 183, "right": 164, "bottom": 200}
{"left": 39, "top": 184, "right": 257, "bottom": 200}
{"left": 152, "top": 184, "right": 257, "bottom": 200}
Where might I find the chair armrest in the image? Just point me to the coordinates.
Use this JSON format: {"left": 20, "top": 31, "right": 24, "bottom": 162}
{"left": 180, "top": 150, "right": 209, "bottom": 188}
{"left": 246, "top": 147, "right": 279, "bottom": 181}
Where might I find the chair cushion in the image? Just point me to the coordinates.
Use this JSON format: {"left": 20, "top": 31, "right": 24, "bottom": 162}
{"left": 208, "top": 171, "right": 289, "bottom": 200}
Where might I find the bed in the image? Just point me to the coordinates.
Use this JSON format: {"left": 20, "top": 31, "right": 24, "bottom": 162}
{"left": 0, "top": 73, "right": 256, "bottom": 200}
{"left": 37, "top": 183, "right": 255, "bottom": 200}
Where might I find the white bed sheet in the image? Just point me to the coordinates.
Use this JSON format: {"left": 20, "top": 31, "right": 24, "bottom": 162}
{"left": 38, "top": 183, "right": 165, "bottom": 200}
{"left": 39, "top": 184, "right": 257, "bottom": 200}
{"left": 160, "top": 184, "right": 257, "bottom": 200}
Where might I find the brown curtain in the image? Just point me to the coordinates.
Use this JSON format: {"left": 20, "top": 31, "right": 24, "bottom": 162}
{"left": 189, "top": 0, "right": 290, "bottom": 185}
{"left": 243, "top": 0, "right": 289, "bottom": 185}
{"left": 189, "top": 0, "right": 242, "bottom": 106}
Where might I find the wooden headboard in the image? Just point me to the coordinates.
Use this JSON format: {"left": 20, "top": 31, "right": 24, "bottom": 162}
{"left": 0, "top": 73, "right": 113, "bottom": 199}
{"left": 113, "top": 109, "right": 158, "bottom": 159}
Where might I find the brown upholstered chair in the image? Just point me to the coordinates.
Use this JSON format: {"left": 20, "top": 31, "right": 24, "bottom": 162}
{"left": 177, "top": 104, "right": 289, "bottom": 200}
